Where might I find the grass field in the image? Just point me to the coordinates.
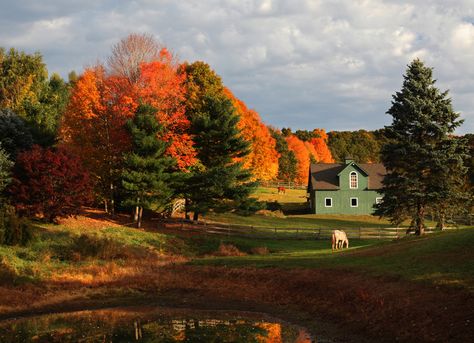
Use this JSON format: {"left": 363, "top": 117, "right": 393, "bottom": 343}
{"left": 0, "top": 211, "right": 473, "bottom": 342}
{"left": 192, "top": 228, "right": 474, "bottom": 291}
{"left": 203, "top": 187, "right": 438, "bottom": 229}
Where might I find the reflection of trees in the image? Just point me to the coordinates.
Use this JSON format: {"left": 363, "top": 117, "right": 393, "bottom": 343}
{"left": 0, "top": 309, "right": 305, "bottom": 343}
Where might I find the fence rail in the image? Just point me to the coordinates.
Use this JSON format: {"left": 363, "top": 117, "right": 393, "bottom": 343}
{"left": 165, "top": 219, "right": 457, "bottom": 240}
{"left": 259, "top": 181, "right": 308, "bottom": 190}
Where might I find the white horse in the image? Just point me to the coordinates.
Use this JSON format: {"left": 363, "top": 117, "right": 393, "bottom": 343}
{"left": 332, "top": 230, "right": 349, "bottom": 251}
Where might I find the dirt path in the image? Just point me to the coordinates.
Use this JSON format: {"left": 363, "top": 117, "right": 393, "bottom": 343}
{"left": 1, "top": 265, "right": 472, "bottom": 342}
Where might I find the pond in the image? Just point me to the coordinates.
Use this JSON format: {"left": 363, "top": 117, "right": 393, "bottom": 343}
{"left": 0, "top": 306, "right": 313, "bottom": 342}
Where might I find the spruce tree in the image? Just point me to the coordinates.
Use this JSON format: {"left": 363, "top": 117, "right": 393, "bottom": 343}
{"left": 121, "top": 104, "right": 176, "bottom": 228}
{"left": 376, "top": 59, "right": 468, "bottom": 234}
{"left": 184, "top": 94, "right": 258, "bottom": 221}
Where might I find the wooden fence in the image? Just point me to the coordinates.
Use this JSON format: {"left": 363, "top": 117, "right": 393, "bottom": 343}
{"left": 259, "top": 181, "right": 308, "bottom": 190}
{"left": 167, "top": 219, "right": 456, "bottom": 240}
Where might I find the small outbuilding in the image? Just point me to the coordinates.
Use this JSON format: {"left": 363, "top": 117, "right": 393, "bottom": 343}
{"left": 307, "top": 158, "right": 386, "bottom": 215}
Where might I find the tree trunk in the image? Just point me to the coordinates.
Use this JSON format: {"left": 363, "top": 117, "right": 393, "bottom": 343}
{"left": 134, "top": 197, "right": 140, "bottom": 222}
{"left": 415, "top": 203, "right": 425, "bottom": 235}
{"left": 137, "top": 206, "right": 143, "bottom": 228}
{"left": 109, "top": 182, "right": 115, "bottom": 216}
{"left": 104, "top": 199, "right": 108, "bottom": 214}
{"left": 436, "top": 209, "right": 446, "bottom": 230}
{"left": 184, "top": 198, "right": 190, "bottom": 220}
{"left": 193, "top": 212, "right": 199, "bottom": 221}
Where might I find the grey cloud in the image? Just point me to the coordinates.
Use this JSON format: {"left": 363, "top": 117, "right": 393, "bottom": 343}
{"left": 0, "top": 0, "right": 472, "bottom": 133}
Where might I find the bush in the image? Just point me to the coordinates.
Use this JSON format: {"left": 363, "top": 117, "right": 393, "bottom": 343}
{"left": 9, "top": 145, "right": 93, "bottom": 222}
{"left": 212, "top": 243, "right": 247, "bottom": 257}
{"left": 250, "top": 246, "right": 269, "bottom": 255}
{"left": 0, "top": 205, "right": 33, "bottom": 246}
{"left": 72, "top": 234, "right": 125, "bottom": 260}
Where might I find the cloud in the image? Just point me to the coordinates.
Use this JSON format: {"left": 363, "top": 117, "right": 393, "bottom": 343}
{"left": 0, "top": 0, "right": 472, "bottom": 133}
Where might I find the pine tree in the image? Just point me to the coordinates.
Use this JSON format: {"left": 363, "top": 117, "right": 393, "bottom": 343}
{"left": 121, "top": 104, "right": 177, "bottom": 228}
{"left": 376, "top": 59, "right": 468, "bottom": 234}
{"left": 184, "top": 94, "right": 258, "bottom": 221}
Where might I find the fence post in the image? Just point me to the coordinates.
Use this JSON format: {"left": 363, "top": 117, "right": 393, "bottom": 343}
{"left": 318, "top": 228, "right": 321, "bottom": 240}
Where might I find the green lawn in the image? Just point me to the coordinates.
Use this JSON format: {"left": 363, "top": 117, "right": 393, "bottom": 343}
{"left": 192, "top": 228, "right": 474, "bottom": 291}
{"left": 203, "top": 187, "right": 438, "bottom": 229}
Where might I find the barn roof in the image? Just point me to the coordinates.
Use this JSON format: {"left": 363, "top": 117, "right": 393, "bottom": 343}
{"left": 308, "top": 162, "right": 386, "bottom": 190}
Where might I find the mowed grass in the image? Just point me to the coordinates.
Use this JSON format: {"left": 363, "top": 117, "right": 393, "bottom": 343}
{"left": 204, "top": 187, "right": 415, "bottom": 229}
{"left": 192, "top": 228, "right": 474, "bottom": 291}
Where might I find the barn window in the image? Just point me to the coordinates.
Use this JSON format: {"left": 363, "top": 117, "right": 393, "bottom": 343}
{"left": 350, "top": 172, "right": 358, "bottom": 189}
{"left": 325, "top": 197, "right": 332, "bottom": 207}
{"left": 350, "top": 197, "right": 358, "bottom": 207}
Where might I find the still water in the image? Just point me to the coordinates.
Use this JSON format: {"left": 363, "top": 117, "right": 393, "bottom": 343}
{"left": 0, "top": 306, "right": 313, "bottom": 342}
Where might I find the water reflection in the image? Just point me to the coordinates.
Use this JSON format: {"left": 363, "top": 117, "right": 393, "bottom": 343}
{"left": 0, "top": 306, "right": 312, "bottom": 342}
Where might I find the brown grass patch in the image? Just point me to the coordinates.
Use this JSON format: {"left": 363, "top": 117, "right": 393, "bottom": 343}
{"left": 212, "top": 243, "right": 247, "bottom": 257}
{"left": 250, "top": 246, "right": 270, "bottom": 255}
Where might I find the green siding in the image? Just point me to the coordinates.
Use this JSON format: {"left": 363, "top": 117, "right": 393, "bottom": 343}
{"left": 311, "top": 163, "right": 382, "bottom": 215}
{"left": 314, "top": 189, "right": 381, "bottom": 214}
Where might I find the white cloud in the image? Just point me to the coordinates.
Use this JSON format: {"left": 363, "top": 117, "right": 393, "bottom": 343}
{"left": 0, "top": 0, "right": 472, "bottom": 133}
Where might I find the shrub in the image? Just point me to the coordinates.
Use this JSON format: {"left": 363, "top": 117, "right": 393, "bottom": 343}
{"left": 0, "top": 205, "right": 33, "bottom": 246}
{"left": 250, "top": 246, "right": 269, "bottom": 255}
{"left": 213, "top": 243, "right": 247, "bottom": 257}
{"left": 9, "top": 145, "right": 93, "bottom": 222}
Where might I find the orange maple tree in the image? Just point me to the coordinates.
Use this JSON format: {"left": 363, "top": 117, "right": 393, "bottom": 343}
{"left": 60, "top": 66, "right": 136, "bottom": 211}
{"left": 136, "top": 49, "right": 196, "bottom": 169}
{"left": 286, "top": 135, "right": 310, "bottom": 184}
{"left": 309, "top": 128, "right": 335, "bottom": 163}
{"left": 224, "top": 88, "right": 279, "bottom": 181}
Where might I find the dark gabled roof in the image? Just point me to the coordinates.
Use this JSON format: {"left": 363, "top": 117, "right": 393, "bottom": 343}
{"left": 309, "top": 162, "right": 386, "bottom": 190}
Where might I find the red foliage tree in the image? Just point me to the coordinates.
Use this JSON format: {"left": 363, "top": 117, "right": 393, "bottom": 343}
{"left": 224, "top": 88, "right": 279, "bottom": 181}
{"left": 60, "top": 66, "right": 136, "bottom": 213}
{"left": 9, "top": 145, "right": 93, "bottom": 222}
{"left": 137, "top": 50, "right": 196, "bottom": 169}
{"left": 286, "top": 135, "right": 310, "bottom": 184}
{"left": 309, "top": 129, "right": 335, "bottom": 163}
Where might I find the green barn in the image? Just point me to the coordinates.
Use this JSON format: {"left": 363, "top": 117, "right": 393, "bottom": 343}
{"left": 307, "top": 158, "right": 386, "bottom": 215}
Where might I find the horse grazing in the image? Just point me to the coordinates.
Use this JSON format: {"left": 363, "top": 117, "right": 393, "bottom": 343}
{"left": 331, "top": 230, "right": 349, "bottom": 251}
{"left": 277, "top": 186, "right": 286, "bottom": 194}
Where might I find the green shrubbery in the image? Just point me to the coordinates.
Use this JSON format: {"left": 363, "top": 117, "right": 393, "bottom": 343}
{"left": 0, "top": 205, "right": 33, "bottom": 246}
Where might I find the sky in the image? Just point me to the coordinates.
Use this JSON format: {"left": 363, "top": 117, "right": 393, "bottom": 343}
{"left": 1, "top": 0, "right": 473, "bottom": 133}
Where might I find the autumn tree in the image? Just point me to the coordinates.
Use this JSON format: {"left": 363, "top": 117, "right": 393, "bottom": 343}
{"left": 376, "top": 59, "right": 468, "bottom": 234}
{"left": 184, "top": 94, "right": 258, "bottom": 220}
{"left": 308, "top": 129, "right": 334, "bottom": 163}
{"left": 0, "top": 48, "right": 70, "bottom": 146}
{"left": 286, "top": 135, "right": 310, "bottom": 184}
{"left": 107, "top": 33, "right": 163, "bottom": 84}
{"left": 137, "top": 54, "right": 196, "bottom": 169}
{"left": 60, "top": 66, "right": 136, "bottom": 214}
{"left": 121, "top": 104, "right": 177, "bottom": 228}
{"left": 224, "top": 88, "right": 278, "bottom": 181}
{"left": 9, "top": 145, "right": 92, "bottom": 222}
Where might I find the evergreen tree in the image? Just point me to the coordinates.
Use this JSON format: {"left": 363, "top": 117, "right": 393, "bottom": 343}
{"left": 269, "top": 128, "right": 298, "bottom": 182}
{"left": 184, "top": 95, "right": 258, "bottom": 221}
{"left": 0, "top": 144, "right": 12, "bottom": 198}
{"left": 121, "top": 104, "right": 176, "bottom": 228}
{"left": 376, "top": 59, "right": 468, "bottom": 234}
{"left": 0, "top": 109, "right": 34, "bottom": 158}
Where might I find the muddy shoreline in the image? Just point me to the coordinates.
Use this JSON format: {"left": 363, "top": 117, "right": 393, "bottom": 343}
{"left": 1, "top": 265, "right": 472, "bottom": 342}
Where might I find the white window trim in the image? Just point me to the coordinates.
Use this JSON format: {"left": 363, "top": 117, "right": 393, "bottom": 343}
{"left": 324, "top": 197, "right": 333, "bottom": 207}
{"left": 349, "top": 171, "right": 358, "bottom": 189}
{"left": 350, "top": 197, "right": 358, "bottom": 207}
{"left": 375, "top": 197, "right": 383, "bottom": 204}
